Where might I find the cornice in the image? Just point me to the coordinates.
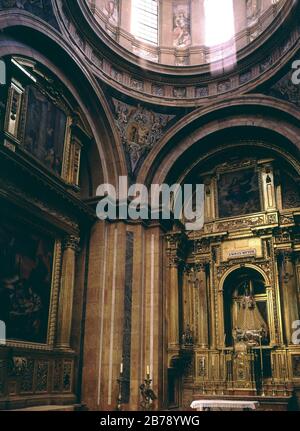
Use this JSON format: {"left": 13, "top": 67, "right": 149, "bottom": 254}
{"left": 0, "top": 139, "right": 96, "bottom": 229}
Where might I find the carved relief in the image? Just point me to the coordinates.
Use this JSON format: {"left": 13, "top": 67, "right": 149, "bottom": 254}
{"left": 246, "top": 0, "right": 261, "bottom": 26}
{"left": 53, "top": 359, "right": 63, "bottom": 392}
{"left": 268, "top": 71, "right": 300, "bottom": 108}
{"left": 35, "top": 360, "right": 49, "bottom": 393}
{"left": 173, "top": 3, "right": 191, "bottom": 48}
{"left": 208, "top": 215, "right": 265, "bottom": 233}
{"left": 63, "top": 360, "right": 73, "bottom": 392}
{"left": 112, "top": 98, "right": 175, "bottom": 172}
{"left": 19, "top": 359, "right": 34, "bottom": 393}
{"left": 195, "top": 86, "right": 209, "bottom": 98}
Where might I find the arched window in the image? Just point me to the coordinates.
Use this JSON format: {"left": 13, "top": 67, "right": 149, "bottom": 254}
{"left": 204, "top": 0, "right": 235, "bottom": 47}
{"left": 131, "top": 0, "right": 159, "bottom": 45}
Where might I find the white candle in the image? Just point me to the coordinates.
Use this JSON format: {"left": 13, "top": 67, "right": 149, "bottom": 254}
{"left": 146, "top": 365, "right": 150, "bottom": 377}
{"left": 120, "top": 362, "right": 123, "bottom": 374}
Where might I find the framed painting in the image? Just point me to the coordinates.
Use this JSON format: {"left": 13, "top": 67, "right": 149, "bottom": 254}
{"left": 23, "top": 85, "right": 67, "bottom": 176}
{"left": 0, "top": 216, "right": 55, "bottom": 344}
{"left": 217, "top": 168, "right": 261, "bottom": 218}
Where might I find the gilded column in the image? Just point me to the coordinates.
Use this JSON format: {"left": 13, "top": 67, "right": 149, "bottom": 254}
{"left": 196, "top": 262, "right": 209, "bottom": 348}
{"left": 182, "top": 266, "right": 192, "bottom": 331}
{"left": 56, "top": 235, "right": 80, "bottom": 349}
{"left": 166, "top": 232, "right": 186, "bottom": 348}
{"left": 168, "top": 257, "right": 181, "bottom": 347}
{"left": 266, "top": 285, "right": 277, "bottom": 346}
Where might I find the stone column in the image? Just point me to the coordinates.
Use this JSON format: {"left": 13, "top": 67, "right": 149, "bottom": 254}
{"left": 234, "top": 0, "right": 249, "bottom": 51}
{"left": 142, "top": 226, "right": 165, "bottom": 410}
{"left": 119, "top": 0, "right": 133, "bottom": 49}
{"left": 160, "top": 0, "right": 175, "bottom": 64}
{"left": 56, "top": 235, "right": 80, "bottom": 349}
{"left": 82, "top": 222, "right": 127, "bottom": 411}
{"left": 191, "top": 0, "right": 205, "bottom": 46}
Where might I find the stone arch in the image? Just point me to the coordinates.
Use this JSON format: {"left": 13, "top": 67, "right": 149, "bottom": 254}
{"left": 219, "top": 264, "right": 271, "bottom": 292}
{"left": 137, "top": 95, "right": 300, "bottom": 188}
{"left": 0, "top": 15, "right": 127, "bottom": 189}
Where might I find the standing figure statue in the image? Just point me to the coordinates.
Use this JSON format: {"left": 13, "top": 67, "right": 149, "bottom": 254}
{"left": 246, "top": 0, "right": 261, "bottom": 26}
{"left": 233, "top": 279, "right": 268, "bottom": 346}
{"left": 104, "top": 0, "right": 119, "bottom": 25}
{"left": 173, "top": 9, "right": 192, "bottom": 48}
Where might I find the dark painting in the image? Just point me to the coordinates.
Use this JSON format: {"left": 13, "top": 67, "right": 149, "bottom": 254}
{"left": 24, "top": 85, "right": 66, "bottom": 176}
{"left": 0, "top": 217, "right": 54, "bottom": 344}
{"left": 281, "top": 174, "right": 300, "bottom": 209}
{"left": 292, "top": 356, "right": 300, "bottom": 378}
{"left": 218, "top": 168, "right": 261, "bottom": 218}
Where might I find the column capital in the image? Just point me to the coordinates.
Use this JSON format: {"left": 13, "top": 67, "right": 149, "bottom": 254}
{"left": 275, "top": 248, "right": 295, "bottom": 262}
{"left": 166, "top": 231, "right": 187, "bottom": 267}
{"left": 63, "top": 235, "right": 80, "bottom": 252}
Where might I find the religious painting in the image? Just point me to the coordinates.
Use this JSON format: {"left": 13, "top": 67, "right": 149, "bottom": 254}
{"left": 281, "top": 174, "right": 300, "bottom": 209}
{"left": 173, "top": 2, "right": 192, "bottom": 48}
{"left": 217, "top": 168, "right": 261, "bottom": 218}
{"left": 24, "top": 85, "right": 66, "bottom": 176}
{"left": 0, "top": 217, "right": 54, "bottom": 344}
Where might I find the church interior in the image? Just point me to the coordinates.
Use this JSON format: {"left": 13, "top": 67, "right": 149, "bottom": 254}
{"left": 0, "top": 0, "right": 300, "bottom": 412}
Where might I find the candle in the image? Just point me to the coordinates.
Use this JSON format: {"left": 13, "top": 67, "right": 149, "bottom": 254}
{"left": 146, "top": 365, "right": 150, "bottom": 377}
{"left": 120, "top": 362, "right": 123, "bottom": 375}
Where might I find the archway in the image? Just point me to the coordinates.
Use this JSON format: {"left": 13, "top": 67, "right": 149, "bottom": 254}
{"left": 223, "top": 267, "right": 270, "bottom": 348}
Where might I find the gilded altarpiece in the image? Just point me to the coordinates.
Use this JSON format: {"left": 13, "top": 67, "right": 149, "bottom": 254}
{"left": 166, "top": 155, "right": 300, "bottom": 409}
{"left": 0, "top": 56, "right": 91, "bottom": 409}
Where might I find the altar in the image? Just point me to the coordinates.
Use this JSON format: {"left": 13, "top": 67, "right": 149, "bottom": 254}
{"left": 191, "top": 400, "right": 259, "bottom": 411}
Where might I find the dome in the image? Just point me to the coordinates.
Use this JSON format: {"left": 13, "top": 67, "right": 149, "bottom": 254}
{"left": 87, "top": 0, "right": 286, "bottom": 67}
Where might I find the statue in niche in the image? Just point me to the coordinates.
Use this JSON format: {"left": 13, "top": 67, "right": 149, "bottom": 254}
{"left": 104, "top": 0, "right": 119, "bottom": 25}
{"left": 246, "top": 0, "right": 261, "bottom": 26}
{"left": 233, "top": 279, "right": 268, "bottom": 347}
{"left": 173, "top": 6, "right": 192, "bottom": 48}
